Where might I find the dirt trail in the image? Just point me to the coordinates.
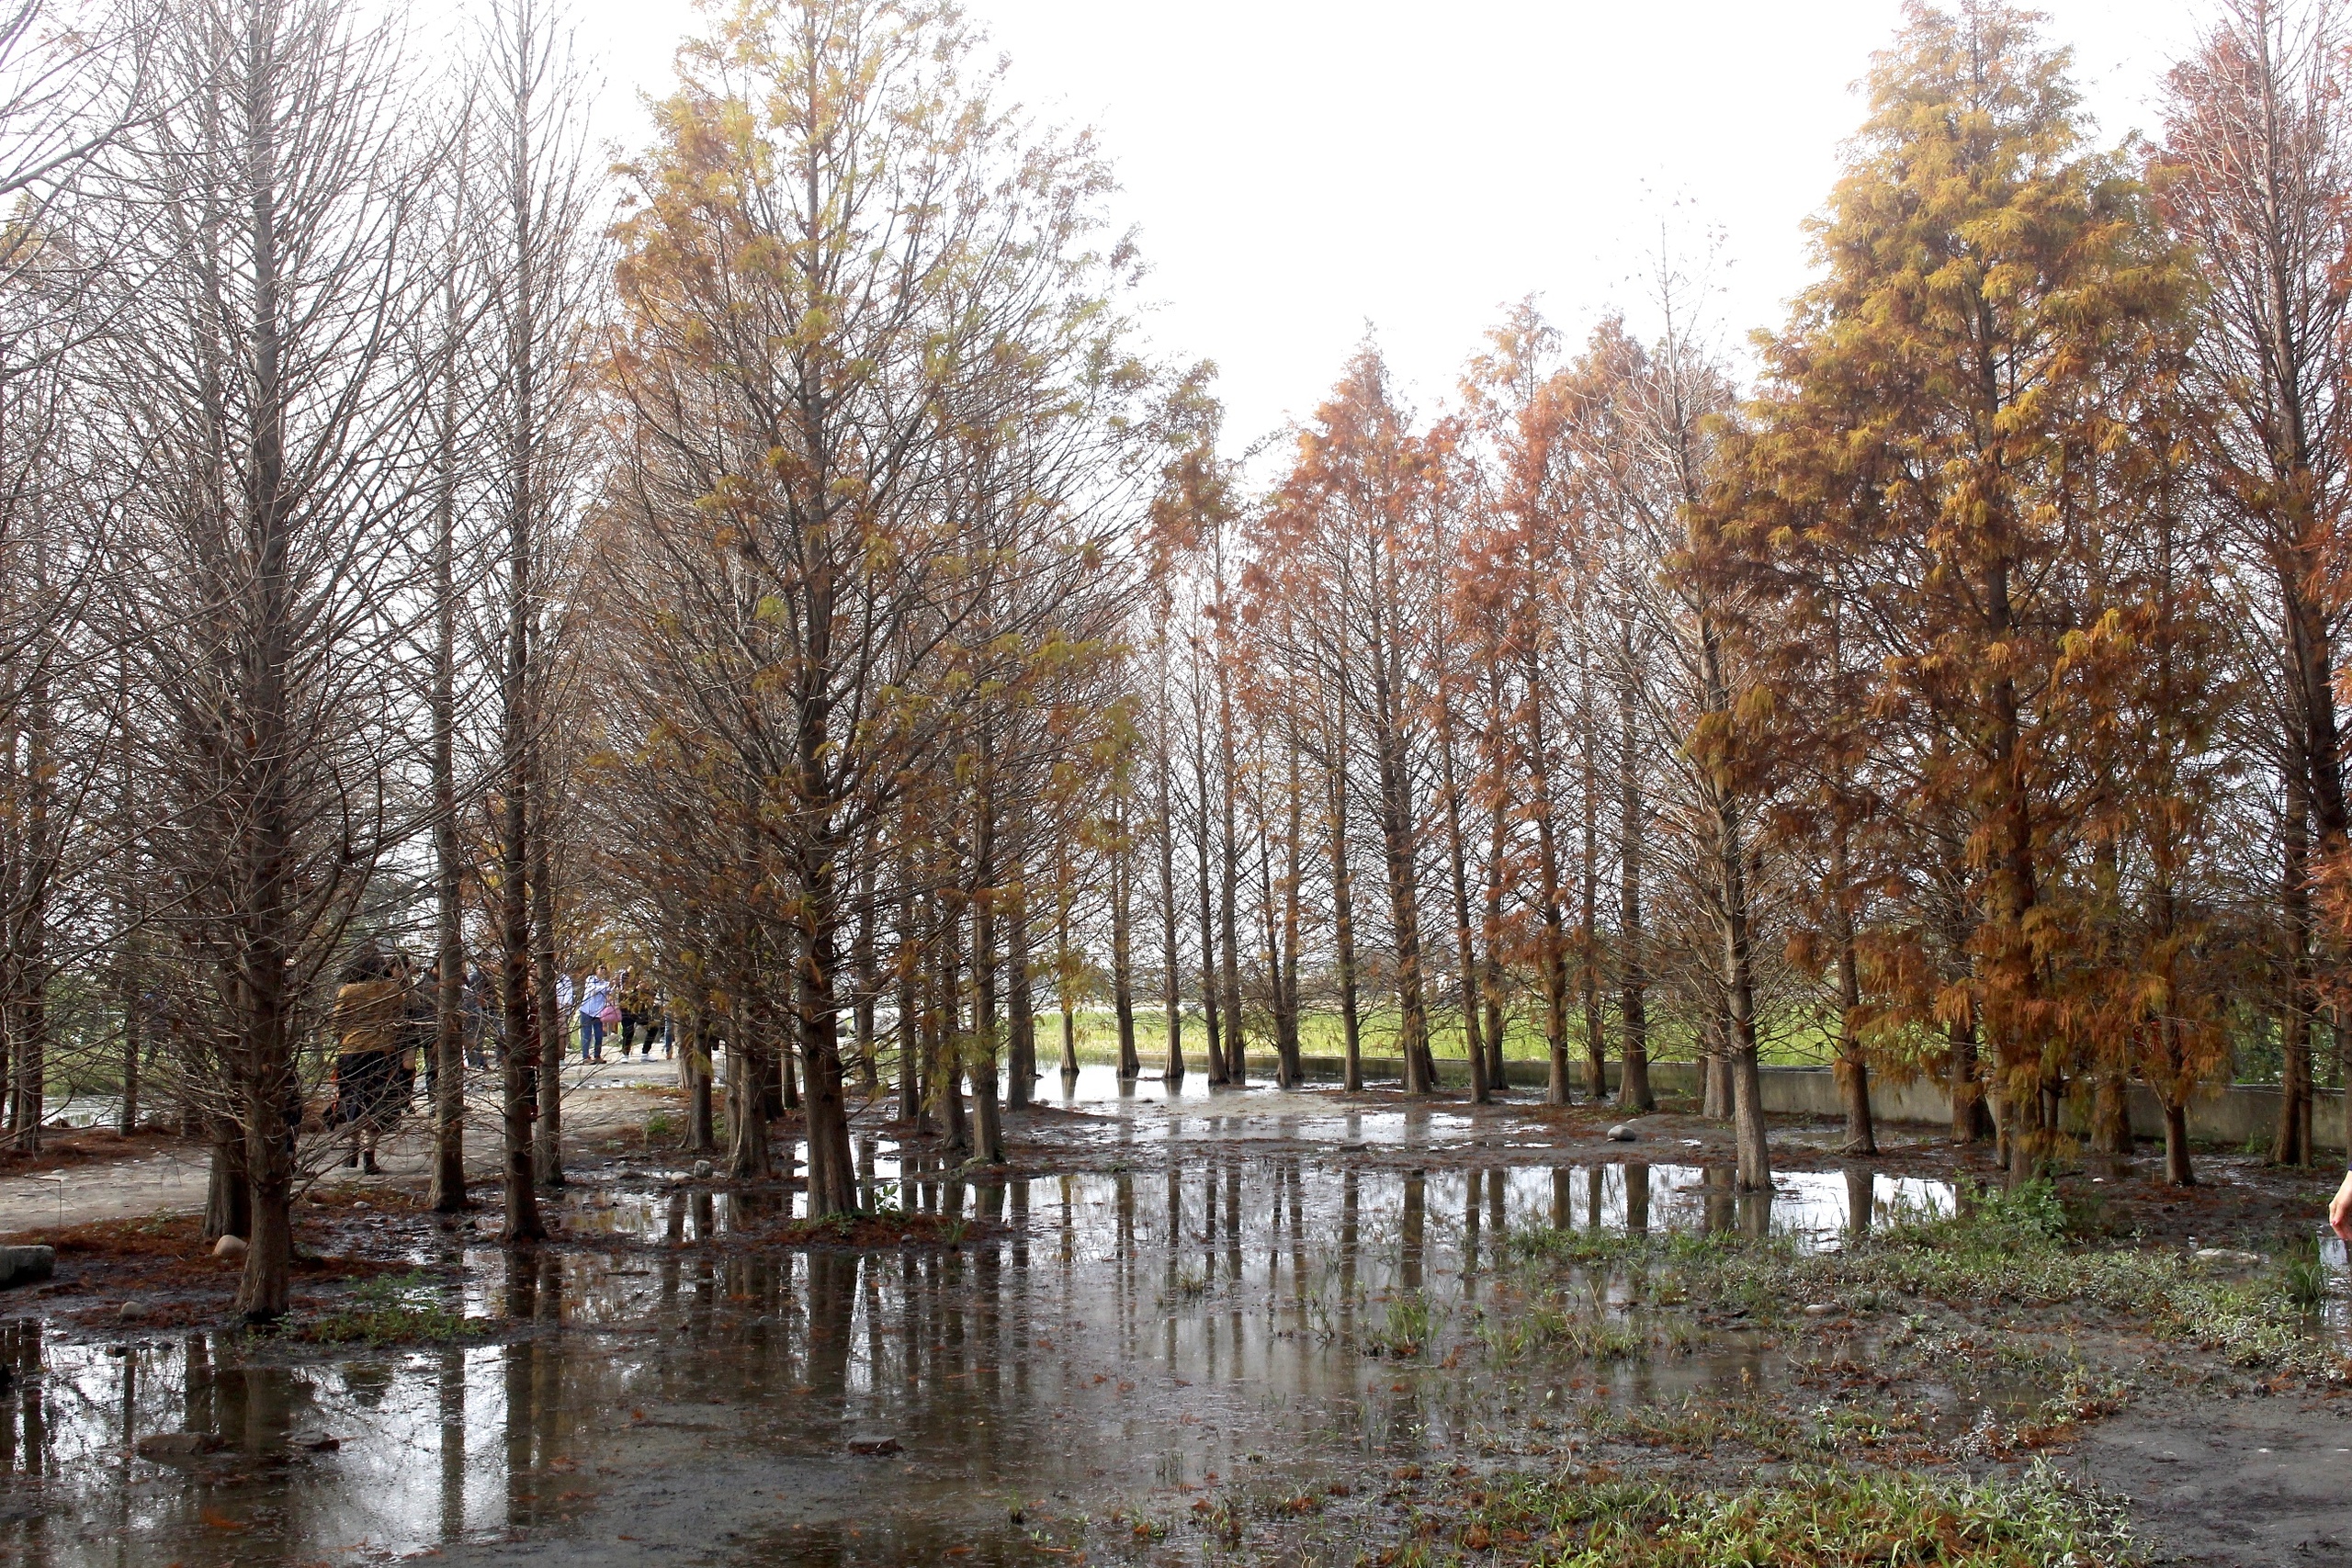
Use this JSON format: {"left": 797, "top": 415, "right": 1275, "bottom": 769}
{"left": 2061, "top": 1387, "right": 2352, "bottom": 1566}
{"left": 0, "top": 1065, "right": 681, "bottom": 1231}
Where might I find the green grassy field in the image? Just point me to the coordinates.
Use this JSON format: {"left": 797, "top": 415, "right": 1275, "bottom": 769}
{"left": 1033, "top": 1004, "right": 1842, "bottom": 1069}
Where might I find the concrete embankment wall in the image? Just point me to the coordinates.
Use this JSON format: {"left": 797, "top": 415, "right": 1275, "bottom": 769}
{"left": 1238, "top": 1053, "right": 2347, "bottom": 1154}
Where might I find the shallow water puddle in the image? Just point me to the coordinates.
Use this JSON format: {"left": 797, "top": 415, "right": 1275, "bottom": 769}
{"left": 1, "top": 1158, "right": 1959, "bottom": 1566}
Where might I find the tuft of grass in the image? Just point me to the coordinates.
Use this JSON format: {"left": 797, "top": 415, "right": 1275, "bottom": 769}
{"left": 1449, "top": 1462, "right": 2139, "bottom": 1567}
{"left": 2279, "top": 1235, "right": 2331, "bottom": 1311}
{"left": 1477, "top": 1299, "right": 1647, "bottom": 1362}
{"left": 1366, "top": 1291, "right": 1439, "bottom": 1357}
{"left": 300, "top": 1271, "right": 477, "bottom": 1347}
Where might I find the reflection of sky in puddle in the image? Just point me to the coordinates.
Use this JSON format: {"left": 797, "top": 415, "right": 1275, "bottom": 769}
{"left": 3, "top": 1156, "right": 1978, "bottom": 1566}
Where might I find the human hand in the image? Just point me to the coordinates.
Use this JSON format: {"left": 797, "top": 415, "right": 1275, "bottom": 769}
{"left": 2331, "top": 1170, "right": 2352, "bottom": 1245}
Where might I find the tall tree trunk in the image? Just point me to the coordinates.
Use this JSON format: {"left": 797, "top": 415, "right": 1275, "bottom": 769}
{"left": 1950, "top": 1013, "right": 1987, "bottom": 1145}
{"left": 1006, "top": 854, "right": 1035, "bottom": 1111}
{"left": 1329, "top": 716, "right": 1363, "bottom": 1091}
{"left": 898, "top": 884, "right": 922, "bottom": 1124}
{"left": 727, "top": 979, "right": 773, "bottom": 1179}
{"left": 685, "top": 1010, "right": 714, "bottom": 1154}
{"left": 790, "top": 818, "right": 860, "bottom": 1213}
{"left": 1216, "top": 662, "right": 1246, "bottom": 1089}
{"left": 1436, "top": 676, "right": 1487, "bottom": 1105}
{"left": 1156, "top": 663, "right": 1185, "bottom": 1084}
{"left": 528, "top": 729, "right": 563, "bottom": 1190}
{"left": 203, "top": 1115, "right": 250, "bottom": 1243}
{"left": 853, "top": 863, "right": 879, "bottom": 1093}
{"left": 969, "top": 925, "right": 1003, "bottom": 1164}
{"left": 1193, "top": 708, "right": 1224, "bottom": 1084}
{"left": 2277, "top": 769, "right": 2315, "bottom": 1165}
{"left": 426, "top": 279, "right": 467, "bottom": 1214}
{"left": 1478, "top": 671, "right": 1510, "bottom": 1092}
{"left": 1615, "top": 641, "right": 1652, "bottom": 1111}
{"left": 1522, "top": 651, "right": 1571, "bottom": 1106}
{"left": 1277, "top": 741, "right": 1305, "bottom": 1087}
{"left": 1830, "top": 821, "right": 1872, "bottom": 1154}
{"left": 1700, "top": 619, "right": 1770, "bottom": 1191}
{"left": 1702, "top": 999, "right": 1729, "bottom": 1119}
{"left": 936, "top": 914, "right": 967, "bottom": 1156}
{"left": 495, "top": 531, "right": 540, "bottom": 1239}
{"left": 1112, "top": 815, "right": 1138, "bottom": 1079}
{"left": 1370, "top": 558, "right": 1434, "bottom": 1093}
{"left": 1577, "top": 654, "right": 1606, "bottom": 1105}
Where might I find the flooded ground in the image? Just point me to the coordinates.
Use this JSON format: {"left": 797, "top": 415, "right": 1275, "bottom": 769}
{"left": 4, "top": 1077, "right": 2350, "bottom": 1566}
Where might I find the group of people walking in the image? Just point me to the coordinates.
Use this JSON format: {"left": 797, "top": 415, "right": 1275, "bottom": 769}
{"left": 328, "top": 947, "right": 670, "bottom": 1170}
{"left": 559, "top": 964, "right": 670, "bottom": 1063}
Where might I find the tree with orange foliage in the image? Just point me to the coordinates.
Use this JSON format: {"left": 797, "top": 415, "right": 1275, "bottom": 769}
{"left": 1743, "top": 0, "right": 2199, "bottom": 1184}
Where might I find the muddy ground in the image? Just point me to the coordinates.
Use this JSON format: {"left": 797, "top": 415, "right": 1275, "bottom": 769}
{"left": 2, "top": 1069, "right": 2348, "bottom": 1566}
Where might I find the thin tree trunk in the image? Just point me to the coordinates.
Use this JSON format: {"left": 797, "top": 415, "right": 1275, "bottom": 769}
{"left": 1523, "top": 653, "right": 1571, "bottom": 1106}
{"left": 1112, "top": 813, "right": 1138, "bottom": 1079}
{"left": 853, "top": 864, "right": 879, "bottom": 1093}
{"left": 1478, "top": 670, "right": 1510, "bottom": 1093}
{"left": 1193, "top": 707, "right": 1224, "bottom": 1084}
{"left": 1435, "top": 672, "right": 1487, "bottom": 1105}
{"left": 1615, "top": 641, "right": 1652, "bottom": 1111}
{"left": 2277, "top": 769, "right": 2315, "bottom": 1165}
{"left": 898, "top": 883, "right": 922, "bottom": 1125}
{"left": 528, "top": 730, "right": 562, "bottom": 1190}
{"left": 1830, "top": 822, "right": 1871, "bottom": 1154}
{"left": 1329, "top": 716, "right": 1363, "bottom": 1091}
{"left": 938, "top": 901, "right": 969, "bottom": 1158}
{"left": 686, "top": 1011, "right": 714, "bottom": 1153}
{"left": 1577, "top": 661, "right": 1606, "bottom": 1105}
{"left": 426, "top": 262, "right": 467, "bottom": 1213}
{"left": 1006, "top": 854, "right": 1034, "bottom": 1111}
{"left": 1156, "top": 658, "right": 1185, "bottom": 1084}
{"left": 1216, "top": 660, "right": 1246, "bottom": 1089}
{"left": 1278, "top": 739, "right": 1305, "bottom": 1087}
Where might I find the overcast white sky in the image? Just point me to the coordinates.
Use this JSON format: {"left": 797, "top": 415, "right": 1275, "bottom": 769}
{"left": 568, "top": 0, "right": 2211, "bottom": 451}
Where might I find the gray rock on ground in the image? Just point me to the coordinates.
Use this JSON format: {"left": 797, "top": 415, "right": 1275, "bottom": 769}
{"left": 0, "top": 1245, "right": 53, "bottom": 1289}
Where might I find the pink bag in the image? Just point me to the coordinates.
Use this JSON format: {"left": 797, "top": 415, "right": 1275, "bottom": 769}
{"left": 599, "top": 998, "right": 620, "bottom": 1024}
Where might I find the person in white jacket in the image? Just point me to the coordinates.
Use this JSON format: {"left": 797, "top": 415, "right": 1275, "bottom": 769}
{"left": 578, "top": 967, "right": 613, "bottom": 1062}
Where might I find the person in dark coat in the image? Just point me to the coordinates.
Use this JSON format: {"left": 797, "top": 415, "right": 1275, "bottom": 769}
{"left": 333, "top": 947, "right": 412, "bottom": 1175}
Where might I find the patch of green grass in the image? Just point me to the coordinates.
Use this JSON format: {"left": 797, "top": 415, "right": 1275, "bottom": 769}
{"left": 1476, "top": 1297, "right": 1649, "bottom": 1362}
{"left": 1443, "top": 1463, "right": 2140, "bottom": 1567}
{"left": 300, "top": 1271, "right": 477, "bottom": 1347}
{"left": 2279, "top": 1235, "right": 2331, "bottom": 1310}
{"left": 1366, "top": 1291, "right": 1440, "bottom": 1356}
{"left": 1057, "top": 1004, "right": 1838, "bottom": 1067}
{"left": 1501, "top": 1181, "right": 2347, "bottom": 1382}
